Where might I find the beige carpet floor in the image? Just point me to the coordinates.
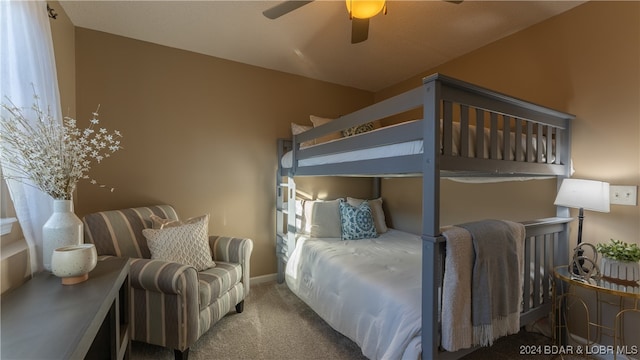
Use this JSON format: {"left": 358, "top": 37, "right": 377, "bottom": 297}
{"left": 132, "top": 281, "right": 593, "bottom": 360}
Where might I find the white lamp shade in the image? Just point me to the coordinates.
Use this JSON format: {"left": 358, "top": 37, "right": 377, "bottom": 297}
{"left": 554, "top": 179, "right": 610, "bottom": 213}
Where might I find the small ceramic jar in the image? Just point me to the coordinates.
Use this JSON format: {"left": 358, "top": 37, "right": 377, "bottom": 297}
{"left": 51, "top": 244, "right": 98, "bottom": 285}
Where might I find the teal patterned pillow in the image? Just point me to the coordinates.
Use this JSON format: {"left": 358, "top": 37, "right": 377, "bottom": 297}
{"left": 339, "top": 201, "right": 377, "bottom": 240}
{"left": 342, "top": 122, "right": 375, "bottom": 137}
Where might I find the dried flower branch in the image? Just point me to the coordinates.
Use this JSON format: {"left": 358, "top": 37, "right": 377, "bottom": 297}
{"left": 0, "top": 93, "right": 122, "bottom": 200}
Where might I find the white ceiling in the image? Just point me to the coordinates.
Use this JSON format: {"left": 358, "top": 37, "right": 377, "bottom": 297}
{"left": 59, "top": 1, "right": 585, "bottom": 92}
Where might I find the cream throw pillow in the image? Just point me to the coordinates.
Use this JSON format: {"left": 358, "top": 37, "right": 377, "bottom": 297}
{"left": 302, "top": 199, "right": 342, "bottom": 238}
{"left": 347, "top": 197, "right": 388, "bottom": 233}
{"left": 309, "top": 115, "right": 342, "bottom": 144}
{"left": 143, "top": 214, "right": 215, "bottom": 271}
{"left": 290, "top": 123, "right": 314, "bottom": 148}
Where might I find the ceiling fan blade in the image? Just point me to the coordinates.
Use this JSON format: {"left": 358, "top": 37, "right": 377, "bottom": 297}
{"left": 263, "top": 1, "right": 314, "bottom": 19}
{"left": 351, "top": 18, "right": 369, "bottom": 44}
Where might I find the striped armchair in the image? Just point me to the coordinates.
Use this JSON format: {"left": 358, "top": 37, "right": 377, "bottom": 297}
{"left": 82, "top": 205, "right": 253, "bottom": 360}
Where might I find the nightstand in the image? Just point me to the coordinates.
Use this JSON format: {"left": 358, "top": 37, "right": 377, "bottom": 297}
{"left": 553, "top": 265, "right": 640, "bottom": 359}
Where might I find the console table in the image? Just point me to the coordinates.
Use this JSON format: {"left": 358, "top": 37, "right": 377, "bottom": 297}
{"left": 1, "top": 257, "right": 130, "bottom": 359}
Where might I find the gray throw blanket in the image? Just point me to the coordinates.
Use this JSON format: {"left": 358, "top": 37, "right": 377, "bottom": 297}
{"left": 457, "top": 219, "right": 525, "bottom": 347}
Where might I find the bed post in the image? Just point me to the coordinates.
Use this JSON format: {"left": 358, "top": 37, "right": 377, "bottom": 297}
{"left": 554, "top": 117, "right": 573, "bottom": 345}
{"left": 422, "top": 75, "right": 445, "bottom": 359}
{"left": 372, "top": 177, "right": 381, "bottom": 198}
{"left": 555, "top": 119, "right": 572, "bottom": 265}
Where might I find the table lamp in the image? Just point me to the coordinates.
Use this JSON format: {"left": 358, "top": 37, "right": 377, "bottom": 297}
{"left": 554, "top": 178, "right": 610, "bottom": 245}
{"left": 554, "top": 179, "right": 610, "bottom": 277}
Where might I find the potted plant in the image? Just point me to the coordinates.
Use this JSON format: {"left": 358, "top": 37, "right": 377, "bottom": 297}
{"left": 596, "top": 239, "right": 640, "bottom": 282}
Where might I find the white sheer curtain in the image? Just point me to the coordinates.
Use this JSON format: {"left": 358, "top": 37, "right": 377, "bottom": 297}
{"left": 0, "top": 0, "right": 61, "bottom": 273}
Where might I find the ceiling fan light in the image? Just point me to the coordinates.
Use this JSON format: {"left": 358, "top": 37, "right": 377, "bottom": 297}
{"left": 346, "top": 0, "right": 386, "bottom": 19}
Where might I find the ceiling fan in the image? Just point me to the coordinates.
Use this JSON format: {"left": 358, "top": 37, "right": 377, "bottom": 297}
{"left": 263, "top": 0, "right": 388, "bottom": 44}
{"left": 263, "top": 0, "right": 463, "bottom": 44}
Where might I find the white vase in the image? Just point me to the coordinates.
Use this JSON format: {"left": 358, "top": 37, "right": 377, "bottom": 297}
{"left": 600, "top": 256, "right": 640, "bottom": 282}
{"left": 42, "top": 199, "right": 83, "bottom": 271}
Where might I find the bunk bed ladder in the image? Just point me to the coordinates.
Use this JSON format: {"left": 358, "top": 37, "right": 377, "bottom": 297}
{"left": 276, "top": 139, "right": 295, "bottom": 283}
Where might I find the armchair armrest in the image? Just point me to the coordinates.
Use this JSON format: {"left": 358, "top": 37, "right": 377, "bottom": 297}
{"left": 128, "top": 257, "right": 200, "bottom": 351}
{"left": 130, "top": 258, "right": 198, "bottom": 295}
{"left": 209, "top": 236, "right": 253, "bottom": 295}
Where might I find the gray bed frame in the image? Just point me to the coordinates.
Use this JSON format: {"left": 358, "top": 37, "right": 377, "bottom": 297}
{"left": 276, "top": 73, "right": 575, "bottom": 359}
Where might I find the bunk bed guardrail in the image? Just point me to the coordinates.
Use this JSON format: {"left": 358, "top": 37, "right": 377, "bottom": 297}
{"left": 429, "top": 217, "right": 571, "bottom": 360}
{"left": 289, "top": 73, "right": 573, "bottom": 178}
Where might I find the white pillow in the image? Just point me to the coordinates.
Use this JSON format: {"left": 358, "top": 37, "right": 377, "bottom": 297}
{"left": 290, "top": 122, "right": 314, "bottom": 148}
{"left": 143, "top": 214, "right": 215, "bottom": 271}
{"left": 309, "top": 115, "right": 342, "bottom": 144}
{"left": 347, "top": 197, "right": 388, "bottom": 233}
{"left": 302, "top": 199, "right": 342, "bottom": 238}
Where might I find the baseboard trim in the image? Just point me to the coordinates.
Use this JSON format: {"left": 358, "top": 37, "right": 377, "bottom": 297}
{"left": 251, "top": 273, "right": 277, "bottom": 285}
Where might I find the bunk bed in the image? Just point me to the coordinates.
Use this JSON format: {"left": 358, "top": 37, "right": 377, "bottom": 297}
{"left": 275, "top": 73, "right": 575, "bottom": 359}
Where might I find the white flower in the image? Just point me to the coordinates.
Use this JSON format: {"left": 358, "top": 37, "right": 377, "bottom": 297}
{"left": 0, "top": 94, "right": 123, "bottom": 200}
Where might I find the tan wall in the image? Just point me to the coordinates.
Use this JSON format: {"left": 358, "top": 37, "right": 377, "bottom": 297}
{"left": 73, "top": 28, "right": 373, "bottom": 277}
{"left": 382, "top": 178, "right": 558, "bottom": 234}
{"left": 377, "top": 2, "right": 640, "bottom": 252}
{"left": 50, "top": 0, "right": 76, "bottom": 119}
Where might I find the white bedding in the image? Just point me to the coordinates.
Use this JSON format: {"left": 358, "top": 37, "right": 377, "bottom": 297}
{"left": 284, "top": 227, "right": 551, "bottom": 359}
{"left": 281, "top": 120, "right": 553, "bottom": 169}
{"left": 285, "top": 229, "right": 423, "bottom": 360}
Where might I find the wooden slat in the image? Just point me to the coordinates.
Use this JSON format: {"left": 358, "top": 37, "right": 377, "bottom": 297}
{"left": 515, "top": 119, "right": 523, "bottom": 162}
{"left": 503, "top": 115, "right": 511, "bottom": 161}
{"left": 533, "top": 235, "right": 542, "bottom": 308}
{"left": 475, "top": 109, "right": 484, "bottom": 159}
{"left": 523, "top": 237, "right": 532, "bottom": 313}
{"left": 490, "top": 112, "right": 499, "bottom": 159}
{"left": 546, "top": 126, "right": 554, "bottom": 164}
{"left": 555, "top": 128, "right": 563, "bottom": 165}
{"left": 443, "top": 101, "right": 453, "bottom": 156}
{"left": 543, "top": 233, "right": 553, "bottom": 303}
{"left": 460, "top": 105, "right": 470, "bottom": 157}
{"left": 537, "top": 123, "right": 544, "bottom": 163}
{"left": 526, "top": 121, "right": 534, "bottom": 162}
